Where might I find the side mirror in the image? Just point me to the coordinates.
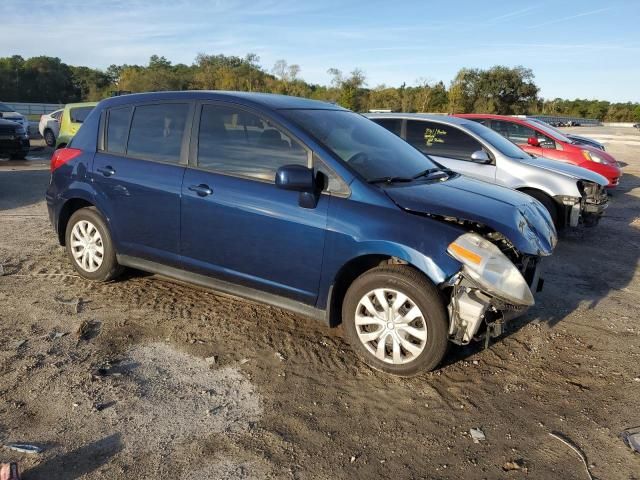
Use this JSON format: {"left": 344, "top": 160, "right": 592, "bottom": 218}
{"left": 0, "top": 112, "right": 3, "bottom": 118}
{"left": 470, "top": 150, "right": 491, "bottom": 164}
{"left": 275, "top": 164, "right": 315, "bottom": 192}
{"left": 527, "top": 137, "right": 540, "bottom": 147}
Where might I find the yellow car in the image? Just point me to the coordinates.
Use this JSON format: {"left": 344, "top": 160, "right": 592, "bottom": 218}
{"left": 55, "top": 102, "right": 97, "bottom": 149}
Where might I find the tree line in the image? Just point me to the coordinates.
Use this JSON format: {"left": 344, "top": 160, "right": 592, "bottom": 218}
{"left": 1, "top": 54, "right": 638, "bottom": 122}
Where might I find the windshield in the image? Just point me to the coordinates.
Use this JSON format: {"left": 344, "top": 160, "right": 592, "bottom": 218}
{"left": 524, "top": 118, "right": 572, "bottom": 143}
{"left": 0, "top": 103, "right": 14, "bottom": 113}
{"left": 464, "top": 121, "right": 530, "bottom": 159}
{"left": 280, "top": 109, "right": 439, "bottom": 181}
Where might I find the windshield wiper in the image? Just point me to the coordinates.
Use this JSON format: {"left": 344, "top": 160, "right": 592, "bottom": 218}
{"left": 368, "top": 176, "right": 413, "bottom": 185}
{"left": 412, "top": 167, "right": 447, "bottom": 180}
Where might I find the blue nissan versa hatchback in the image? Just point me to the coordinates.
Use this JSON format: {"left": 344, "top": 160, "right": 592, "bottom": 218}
{"left": 46, "top": 91, "right": 556, "bottom": 376}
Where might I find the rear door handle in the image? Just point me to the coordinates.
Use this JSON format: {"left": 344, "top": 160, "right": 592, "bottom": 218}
{"left": 97, "top": 166, "right": 116, "bottom": 177}
{"left": 188, "top": 184, "right": 213, "bottom": 197}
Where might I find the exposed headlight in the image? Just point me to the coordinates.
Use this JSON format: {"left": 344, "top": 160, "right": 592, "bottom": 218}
{"left": 447, "top": 233, "right": 534, "bottom": 306}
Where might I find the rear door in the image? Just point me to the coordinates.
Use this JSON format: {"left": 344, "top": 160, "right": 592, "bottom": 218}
{"left": 404, "top": 120, "right": 497, "bottom": 183}
{"left": 180, "top": 102, "right": 329, "bottom": 304}
{"left": 92, "top": 101, "right": 193, "bottom": 265}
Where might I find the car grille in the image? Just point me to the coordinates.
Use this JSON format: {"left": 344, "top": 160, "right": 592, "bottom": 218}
{"left": 0, "top": 125, "right": 16, "bottom": 136}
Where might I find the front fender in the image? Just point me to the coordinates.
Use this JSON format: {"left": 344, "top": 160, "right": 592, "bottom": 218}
{"left": 316, "top": 196, "right": 465, "bottom": 310}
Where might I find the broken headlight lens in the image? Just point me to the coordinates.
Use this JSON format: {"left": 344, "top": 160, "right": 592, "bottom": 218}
{"left": 447, "top": 233, "right": 535, "bottom": 306}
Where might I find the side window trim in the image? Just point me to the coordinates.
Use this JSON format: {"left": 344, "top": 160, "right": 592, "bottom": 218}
{"left": 99, "top": 106, "right": 134, "bottom": 156}
{"left": 99, "top": 101, "right": 193, "bottom": 165}
{"left": 189, "top": 100, "right": 312, "bottom": 183}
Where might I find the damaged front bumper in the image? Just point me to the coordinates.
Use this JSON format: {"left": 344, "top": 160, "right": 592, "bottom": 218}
{"left": 443, "top": 261, "right": 542, "bottom": 345}
{"left": 557, "top": 182, "right": 609, "bottom": 228}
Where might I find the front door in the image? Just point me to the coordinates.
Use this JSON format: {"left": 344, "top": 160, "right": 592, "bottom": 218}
{"left": 404, "top": 120, "right": 497, "bottom": 183}
{"left": 180, "top": 103, "right": 328, "bottom": 304}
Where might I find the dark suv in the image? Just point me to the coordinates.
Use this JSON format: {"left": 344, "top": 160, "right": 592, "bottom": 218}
{"left": 46, "top": 91, "right": 556, "bottom": 376}
{"left": 0, "top": 116, "right": 30, "bottom": 159}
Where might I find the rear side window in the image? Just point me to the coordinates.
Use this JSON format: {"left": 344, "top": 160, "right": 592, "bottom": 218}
{"left": 197, "top": 104, "right": 308, "bottom": 181}
{"left": 372, "top": 118, "right": 402, "bottom": 136}
{"left": 106, "top": 107, "right": 131, "bottom": 154}
{"left": 406, "top": 120, "right": 483, "bottom": 161}
{"left": 70, "top": 106, "right": 94, "bottom": 124}
{"left": 127, "top": 103, "right": 189, "bottom": 163}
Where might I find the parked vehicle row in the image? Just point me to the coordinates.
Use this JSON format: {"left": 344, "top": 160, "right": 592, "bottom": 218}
{"left": 47, "top": 92, "right": 558, "bottom": 376}
{"left": 366, "top": 113, "right": 608, "bottom": 228}
{"left": 527, "top": 118, "right": 606, "bottom": 151}
{"left": 455, "top": 114, "right": 622, "bottom": 187}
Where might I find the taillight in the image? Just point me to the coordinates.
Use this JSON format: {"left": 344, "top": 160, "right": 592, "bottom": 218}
{"left": 50, "top": 147, "right": 82, "bottom": 172}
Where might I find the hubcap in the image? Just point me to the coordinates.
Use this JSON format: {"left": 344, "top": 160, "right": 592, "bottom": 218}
{"left": 355, "top": 288, "right": 427, "bottom": 365}
{"left": 70, "top": 220, "right": 104, "bottom": 272}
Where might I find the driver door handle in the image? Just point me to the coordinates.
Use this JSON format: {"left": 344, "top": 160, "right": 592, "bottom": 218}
{"left": 97, "top": 166, "right": 116, "bottom": 177}
{"left": 188, "top": 184, "right": 213, "bottom": 197}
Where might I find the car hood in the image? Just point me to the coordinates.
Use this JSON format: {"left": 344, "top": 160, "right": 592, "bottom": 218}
{"left": 567, "top": 133, "right": 603, "bottom": 146}
{"left": 383, "top": 175, "right": 557, "bottom": 256}
{"left": 1, "top": 113, "right": 24, "bottom": 120}
{"left": 519, "top": 155, "right": 608, "bottom": 186}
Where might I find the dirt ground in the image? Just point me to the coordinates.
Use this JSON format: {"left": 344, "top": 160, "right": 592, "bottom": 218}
{"left": 1, "top": 128, "right": 639, "bottom": 479}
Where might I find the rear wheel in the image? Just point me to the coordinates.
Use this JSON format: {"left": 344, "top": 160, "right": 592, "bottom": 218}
{"left": 342, "top": 265, "right": 449, "bottom": 376}
{"left": 65, "top": 207, "right": 123, "bottom": 282}
{"left": 44, "top": 129, "right": 55, "bottom": 147}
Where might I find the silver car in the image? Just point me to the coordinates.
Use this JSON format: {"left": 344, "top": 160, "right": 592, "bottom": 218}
{"left": 366, "top": 113, "right": 608, "bottom": 228}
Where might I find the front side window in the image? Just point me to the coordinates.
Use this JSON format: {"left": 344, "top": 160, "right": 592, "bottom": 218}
{"left": 280, "top": 109, "right": 439, "bottom": 182}
{"left": 70, "top": 106, "right": 94, "bottom": 124}
{"left": 127, "top": 103, "right": 189, "bottom": 163}
{"left": 405, "top": 120, "right": 483, "bottom": 161}
{"left": 105, "top": 107, "right": 132, "bottom": 155}
{"left": 197, "top": 104, "right": 308, "bottom": 181}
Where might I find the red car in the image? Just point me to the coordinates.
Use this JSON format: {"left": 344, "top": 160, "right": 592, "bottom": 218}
{"left": 455, "top": 114, "right": 622, "bottom": 188}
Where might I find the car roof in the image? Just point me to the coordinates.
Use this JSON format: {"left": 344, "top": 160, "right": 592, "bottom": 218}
{"left": 364, "top": 112, "right": 473, "bottom": 126}
{"left": 97, "top": 91, "right": 346, "bottom": 111}
{"left": 65, "top": 102, "right": 98, "bottom": 109}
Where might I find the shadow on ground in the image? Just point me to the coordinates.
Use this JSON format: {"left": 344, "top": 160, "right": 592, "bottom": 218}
{"left": 0, "top": 169, "right": 50, "bottom": 211}
{"left": 25, "top": 434, "right": 123, "bottom": 480}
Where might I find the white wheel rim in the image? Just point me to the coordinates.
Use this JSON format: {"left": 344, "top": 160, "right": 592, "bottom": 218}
{"left": 355, "top": 288, "right": 427, "bottom": 365}
{"left": 70, "top": 220, "right": 104, "bottom": 273}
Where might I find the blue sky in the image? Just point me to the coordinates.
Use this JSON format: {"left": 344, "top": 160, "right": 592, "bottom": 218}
{"left": 2, "top": 0, "right": 639, "bottom": 101}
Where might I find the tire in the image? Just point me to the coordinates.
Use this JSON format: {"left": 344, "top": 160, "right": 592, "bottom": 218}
{"left": 44, "top": 129, "right": 55, "bottom": 147}
{"left": 524, "top": 190, "right": 558, "bottom": 227}
{"left": 9, "top": 152, "right": 27, "bottom": 160}
{"left": 65, "top": 207, "right": 123, "bottom": 282}
{"left": 342, "top": 265, "right": 449, "bottom": 376}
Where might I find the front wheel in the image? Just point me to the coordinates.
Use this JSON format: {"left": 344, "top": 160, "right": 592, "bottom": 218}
{"left": 65, "top": 207, "right": 123, "bottom": 282}
{"left": 342, "top": 265, "right": 449, "bottom": 376}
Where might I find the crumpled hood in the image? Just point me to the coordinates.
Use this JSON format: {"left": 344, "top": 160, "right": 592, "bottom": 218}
{"left": 521, "top": 155, "right": 608, "bottom": 186}
{"left": 384, "top": 175, "right": 557, "bottom": 256}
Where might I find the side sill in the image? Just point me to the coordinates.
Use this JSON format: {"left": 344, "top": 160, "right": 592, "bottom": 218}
{"left": 117, "top": 254, "right": 328, "bottom": 324}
